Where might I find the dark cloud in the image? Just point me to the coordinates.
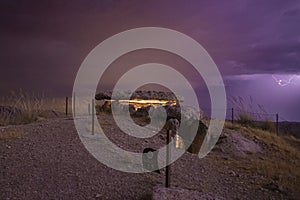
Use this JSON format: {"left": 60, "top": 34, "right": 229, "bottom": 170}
{"left": 0, "top": 1, "right": 299, "bottom": 93}
{"left": 282, "top": 7, "right": 300, "bottom": 17}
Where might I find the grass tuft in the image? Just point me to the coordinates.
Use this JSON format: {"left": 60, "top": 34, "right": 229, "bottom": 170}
{"left": 0, "top": 90, "right": 44, "bottom": 125}
{"left": 230, "top": 96, "right": 277, "bottom": 133}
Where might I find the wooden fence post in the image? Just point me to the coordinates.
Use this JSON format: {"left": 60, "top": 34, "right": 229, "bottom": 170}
{"left": 73, "top": 92, "right": 76, "bottom": 117}
{"left": 276, "top": 113, "right": 279, "bottom": 136}
{"left": 231, "top": 108, "right": 234, "bottom": 124}
{"left": 65, "top": 96, "right": 68, "bottom": 116}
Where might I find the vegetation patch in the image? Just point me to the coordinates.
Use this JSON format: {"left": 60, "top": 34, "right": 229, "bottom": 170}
{"left": 0, "top": 90, "right": 44, "bottom": 125}
{"left": 0, "top": 127, "right": 23, "bottom": 140}
{"left": 223, "top": 123, "right": 300, "bottom": 193}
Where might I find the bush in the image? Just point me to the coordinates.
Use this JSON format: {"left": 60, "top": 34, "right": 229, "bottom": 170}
{"left": 230, "top": 96, "right": 276, "bottom": 133}
{"left": 260, "top": 119, "right": 276, "bottom": 133}
{"left": 237, "top": 112, "right": 255, "bottom": 127}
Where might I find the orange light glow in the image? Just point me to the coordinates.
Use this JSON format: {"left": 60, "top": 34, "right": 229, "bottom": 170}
{"left": 118, "top": 99, "right": 177, "bottom": 110}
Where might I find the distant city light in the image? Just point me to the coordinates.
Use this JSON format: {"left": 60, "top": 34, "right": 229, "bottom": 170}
{"left": 118, "top": 99, "right": 177, "bottom": 110}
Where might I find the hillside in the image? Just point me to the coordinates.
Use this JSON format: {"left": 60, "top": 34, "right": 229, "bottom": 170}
{"left": 0, "top": 113, "right": 299, "bottom": 199}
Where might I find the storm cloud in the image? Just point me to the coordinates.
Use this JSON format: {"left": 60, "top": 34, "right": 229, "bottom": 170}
{"left": 0, "top": 0, "right": 299, "bottom": 120}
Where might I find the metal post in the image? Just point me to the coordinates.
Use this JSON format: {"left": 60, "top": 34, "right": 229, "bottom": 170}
{"left": 92, "top": 99, "right": 95, "bottom": 135}
{"left": 231, "top": 108, "right": 234, "bottom": 124}
{"left": 276, "top": 113, "right": 279, "bottom": 136}
{"left": 73, "top": 92, "right": 75, "bottom": 117}
{"left": 165, "top": 130, "right": 171, "bottom": 188}
{"left": 65, "top": 96, "right": 68, "bottom": 116}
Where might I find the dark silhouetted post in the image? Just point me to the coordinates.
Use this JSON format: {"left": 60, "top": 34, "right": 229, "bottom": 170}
{"left": 165, "top": 130, "right": 171, "bottom": 188}
{"left": 231, "top": 108, "right": 234, "bottom": 124}
{"left": 65, "top": 97, "right": 68, "bottom": 116}
{"left": 92, "top": 99, "right": 95, "bottom": 135}
{"left": 276, "top": 113, "right": 279, "bottom": 136}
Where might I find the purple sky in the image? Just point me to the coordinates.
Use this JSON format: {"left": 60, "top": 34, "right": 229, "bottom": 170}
{"left": 1, "top": 0, "right": 300, "bottom": 121}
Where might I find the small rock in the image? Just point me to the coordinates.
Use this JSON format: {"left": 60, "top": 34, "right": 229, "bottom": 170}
{"left": 254, "top": 136, "right": 261, "bottom": 140}
{"left": 212, "top": 146, "right": 224, "bottom": 152}
{"left": 260, "top": 186, "right": 267, "bottom": 191}
{"left": 258, "top": 156, "right": 265, "bottom": 160}
{"left": 270, "top": 143, "right": 278, "bottom": 148}
{"left": 159, "top": 135, "right": 164, "bottom": 140}
{"left": 219, "top": 133, "right": 228, "bottom": 139}
{"left": 262, "top": 182, "right": 283, "bottom": 193}
{"left": 229, "top": 170, "right": 236, "bottom": 177}
{"left": 272, "top": 175, "right": 280, "bottom": 181}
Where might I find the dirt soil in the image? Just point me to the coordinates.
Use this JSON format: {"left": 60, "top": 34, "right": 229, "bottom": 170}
{"left": 0, "top": 114, "right": 299, "bottom": 200}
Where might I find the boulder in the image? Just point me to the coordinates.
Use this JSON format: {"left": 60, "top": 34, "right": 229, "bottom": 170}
{"left": 186, "top": 121, "right": 207, "bottom": 154}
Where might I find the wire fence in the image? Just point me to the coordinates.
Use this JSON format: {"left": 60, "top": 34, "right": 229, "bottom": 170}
{"left": 67, "top": 93, "right": 287, "bottom": 136}
{"left": 201, "top": 108, "right": 278, "bottom": 121}
{"left": 201, "top": 107, "right": 284, "bottom": 135}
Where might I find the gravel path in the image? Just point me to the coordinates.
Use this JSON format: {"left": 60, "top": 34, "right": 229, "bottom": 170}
{"left": 0, "top": 116, "right": 297, "bottom": 199}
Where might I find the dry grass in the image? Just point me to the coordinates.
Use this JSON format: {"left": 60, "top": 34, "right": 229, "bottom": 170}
{"left": 230, "top": 96, "right": 276, "bottom": 132}
{"left": 260, "top": 119, "right": 276, "bottom": 132}
{"left": 0, "top": 90, "right": 44, "bottom": 125}
{"left": 0, "top": 90, "right": 73, "bottom": 126}
{"left": 42, "top": 97, "right": 72, "bottom": 114}
{"left": 224, "top": 121, "right": 244, "bottom": 131}
{"left": 38, "top": 97, "right": 73, "bottom": 118}
{"left": 224, "top": 121, "right": 300, "bottom": 192}
{"left": 244, "top": 128, "right": 299, "bottom": 157}
{"left": 226, "top": 155, "right": 300, "bottom": 192}
{"left": 226, "top": 121, "right": 300, "bottom": 160}
{"left": 0, "top": 126, "right": 23, "bottom": 140}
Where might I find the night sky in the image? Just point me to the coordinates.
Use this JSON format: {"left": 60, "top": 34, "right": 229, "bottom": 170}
{"left": 1, "top": 0, "right": 300, "bottom": 121}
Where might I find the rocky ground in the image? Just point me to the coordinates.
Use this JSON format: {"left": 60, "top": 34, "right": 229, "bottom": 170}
{"left": 0, "top": 113, "right": 299, "bottom": 199}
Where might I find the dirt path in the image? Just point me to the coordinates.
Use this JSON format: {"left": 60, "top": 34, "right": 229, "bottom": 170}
{"left": 0, "top": 117, "right": 296, "bottom": 199}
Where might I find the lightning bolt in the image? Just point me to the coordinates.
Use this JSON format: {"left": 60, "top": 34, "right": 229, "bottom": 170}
{"left": 272, "top": 75, "right": 299, "bottom": 86}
